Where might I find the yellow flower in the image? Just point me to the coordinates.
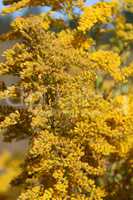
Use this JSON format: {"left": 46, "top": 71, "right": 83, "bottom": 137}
{"left": 78, "top": 2, "right": 116, "bottom": 32}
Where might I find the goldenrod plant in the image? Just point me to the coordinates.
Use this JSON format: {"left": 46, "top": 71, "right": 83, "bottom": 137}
{"left": 0, "top": 0, "right": 133, "bottom": 199}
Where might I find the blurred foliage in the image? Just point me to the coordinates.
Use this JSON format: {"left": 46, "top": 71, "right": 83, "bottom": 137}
{"left": 0, "top": 151, "right": 22, "bottom": 200}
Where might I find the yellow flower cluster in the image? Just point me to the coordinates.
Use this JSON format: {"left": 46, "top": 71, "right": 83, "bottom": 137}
{"left": 88, "top": 50, "right": 123, "bottom": 81}
{"left": 78, "top": 2, "right": 116, "bottom": 32}
{"left": 18, "top": 186, "right": 42, "bottom": 200}
{"left": 124, "top": 0, "right": 133, "bottom": 12}
{"left": 59, "top": 29, "right": 94, "bottom": 49}
{"left": 0, "top": 111, "right": 20, "bottom": 129}
{"left": 0, "top": 85, "right": 16, "bottom": 100}
{"left": 0, "top": 0, "right": 133, "bottom": 199}
{"left": 11, "top": 14, "right": 51, "bottom": 35}
{"left": 2, "top": 0, "right": 84, "bottom": 13}
{"left": 3, "top": 0, "right": 31, "bottom": 14}
{"left": 115, "top": 16, "right": 133, "bottom": 45}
